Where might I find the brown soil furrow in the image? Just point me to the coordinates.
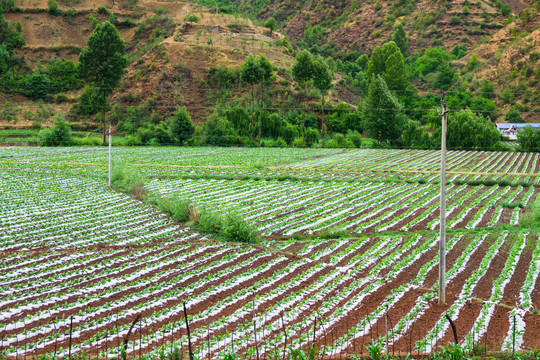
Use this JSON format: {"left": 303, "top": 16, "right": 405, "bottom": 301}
{"left": 21, "top": 251, "right": 279, "bottom": 354}
{"left": 361, "top": 207, "right": 411, "bottom": 234}
{"left": 38, "top": 256, "right": 323, "bottom": 357}
{"left": 451, "top": 207, "right": 481, "bottom": 230}
{"left": 345, "top": 234, "right": 475, "bottom": 353}
{"left": 0, "top": 250, "right": 133, "bottom": 292}
{"left": 392, "top": 234, "right": 499, "bottom": 350}
{"left": 273, "top": 236, "right": 441, "bottom": 354}
{"left": 0, "top": 253, "right": 64, "bottom": 276}
{"left": 432, "top": 234, "right": 514, "bottom": 350}
{"left": 501, "top": 234, "right": 536, "bottom": 306}
{"left": 386, "top": 207, "right": 428, "bottom": 232}
{"left": 477, "top": 208, "right": 497, "bottom": 228}
{"left": 212, "top": 236, "right": 419, "bottom": 356}
{"left": 260, "top": 188, "right": 370, "bottom": 234}
{"left": 478, "top": 304, "right": 511, "bottom": 351}
{"left": 1, "top": 247, "right": 254, "bottom": 336}
{"left": 522, "top": 312, "right": 540, "bottom": 349}
{"left": 0, "top": 244, "right": 193, "bottom": 301}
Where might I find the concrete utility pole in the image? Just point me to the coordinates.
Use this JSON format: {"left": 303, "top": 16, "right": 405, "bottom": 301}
{"left": 437, "top": 92, "right": 449, "bottom": 305}
{"left": 108, "top": 121, "right": 112, "bottom": 188}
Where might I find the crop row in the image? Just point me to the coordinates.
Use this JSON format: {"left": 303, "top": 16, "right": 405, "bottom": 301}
{"left": 146, "top": 178, "right": 537, "bottom": 237}
{"left": 0, "top": 173, "right": 200, "bottom": 250}
{"left": 1, "top": 231, "right": 538, "bottom": 358}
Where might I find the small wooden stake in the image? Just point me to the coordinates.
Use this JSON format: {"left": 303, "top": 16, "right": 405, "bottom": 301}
{"left": 183, "top": 302, "right": 194, "bottom": 360}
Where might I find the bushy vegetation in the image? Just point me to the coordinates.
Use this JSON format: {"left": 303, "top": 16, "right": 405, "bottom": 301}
{"left": 111, "top": 162, "right": 149, "bottom": 200}
{"left": 516, "top": 126, "right": 540, "bottom": 152}
{"left": 39, "top": 115, "right": 73, "bottom": 146}
{"left": 151, "top": 193, "right": 259, "bottom": 243}
{"left": 2, "top": 0, "right": 536, "bottom": 154}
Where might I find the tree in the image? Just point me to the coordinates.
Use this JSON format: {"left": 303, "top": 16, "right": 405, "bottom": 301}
{"left": 517, "top": 126, "right": 540, "bottom": 152}
{"left": 292, "top": 50, "right": 316, "bottom": 147}
{"left": 264, "top": 17, "right": 277, "bottom": 35}
{"left": 240, "top": 54, "right": 264, "bottom": 142}
{"left": 366, "top": 46, "right": 385, "bottom": 81}
{"left": 355, "top": 54, "right": 368, "bottom": 69}
{"left": 169, "top": 106, "right": 194, "bottom": 144}
{"left": 364, "top": 75, "right": 405, "bottom": 145}
{"left": 257, "top": 55, "right": 275, "bottom": 146}
{"left": 384, "top": 50, "right": 407, "bottom": 91}
{"left": 78, "top": 21, "right": 128, "bottom": 145}
{"left": 313, "top": 58, "right": 333, "bottom": 145}
{"left": 505, "top": 107, "right": 523, "bottom": 123}
{"left": 444, "top": 110, "right": 502, "bottom": 150}
{"left": 305, "top": 127, "right": 320, "bottom": 147}
{"left": 392, "top": 23, "right": 409, "bottom": 56}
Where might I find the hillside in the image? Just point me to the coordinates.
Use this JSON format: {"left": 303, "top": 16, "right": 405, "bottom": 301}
{"left": 0, "top": 0, "right": 538, "bottom": 148}
{"left": 0, "top": 0, "right": 303, "bottom": 130}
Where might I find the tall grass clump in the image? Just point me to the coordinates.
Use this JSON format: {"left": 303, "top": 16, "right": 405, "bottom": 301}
{"left": 520, "top": 198, "right": 540, "bottom": 230}
{"left": 111, "top": 162, "right": 148, "bottom": 201}
{"left": 151, "top": 194, "right": 258, "bottom": 244}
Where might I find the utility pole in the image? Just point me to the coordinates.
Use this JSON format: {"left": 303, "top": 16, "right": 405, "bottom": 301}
{"left": 437, "top": 92, "right": 448, "bottom": 305}
{"left": 108, "top": 121, "right": 112, "bottom": 188}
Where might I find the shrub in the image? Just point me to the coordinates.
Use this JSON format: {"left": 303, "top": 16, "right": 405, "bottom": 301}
{"left": 274, "top": 138, "right": 287, "bottom": 147}
{"left": 39, "top": 115, "right": 73, "bottom": 146}
{"left": 505, "top": 107, "right": 523, "bottom": 123}
{"left": 221, "top": 212, "right": 258, "bottom": 244}
{"left": 26, "top": 71, "right": 51, "bottom": 99}
{"left": 154, "top": 6, "right": 166, "bottom": 14}
{"left": 197, "top": 208, "right": 224, "bottom": 234}
{"left": 55, "top": 93, "right": 68, "bottom": 103}
{"left": 520, "top": 199, "right": 540, "bottom": 229}
{"left": 305, "top": 127, "right": 320, "bottom": 147}
{"left": 184, "top": 14, "right": 199, "bottom": 23}
{"left": 319, "top": 227, "right": 349, "bottom": 239}
{"left": 346, "top": 130, "right": 362, "bottom": 147}
{"left": 123, "top": 135, "right": 143, "bottom": 146}
{"left": 291, "top": 137, "right": 303, "bottom": 147}
{"left": 73, "top": 135, "right": 101, "bottom": 146}
{"left": 47, "top": 0, "right": 59, "bottom": 15}
{"left": 155, "top": 196, "right": 199, "bottom": 223}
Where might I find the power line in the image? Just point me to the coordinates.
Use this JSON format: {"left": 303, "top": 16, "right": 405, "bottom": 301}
{"left": 3, "top": 103, "right": 538, "bottom": 115}
{"left": 1, "top": 83, "right": 537, "bottom": 96}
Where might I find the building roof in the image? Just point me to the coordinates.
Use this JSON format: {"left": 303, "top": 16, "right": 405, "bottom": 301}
{"left": 496, "top": 123, "right": 540, "bottom": 129}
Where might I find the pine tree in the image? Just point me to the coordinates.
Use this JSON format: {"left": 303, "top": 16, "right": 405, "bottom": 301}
{"left": 364, "top": 75, "right": 405, "bottom": 145}
{"left": 384, "top": 51, "right": 407, "bottom": 91}
{"left": 366, "top": 46, "right": 385, "bottom": 81}
{"left": 169, "top": 107, "right": 194, "bottom": 145}
{"left": 392, "top": 23, "right": 409, "bottom": 56}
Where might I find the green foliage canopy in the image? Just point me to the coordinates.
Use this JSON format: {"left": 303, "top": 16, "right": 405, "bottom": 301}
{"left": 39, "top": 115, "right": 73, "bottom": 146}
{"left": 78, "top": 21, "right": 128, "bottom": 98}
{"left": 364, "top": 75, "right": 406, "bottom": 144}
{"left": 169, "top": 107, "right": 194, "bottom": 144}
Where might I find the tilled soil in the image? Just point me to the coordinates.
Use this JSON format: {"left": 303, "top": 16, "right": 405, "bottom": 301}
{"left": 1, "top": 231, "right": 539, "bottom": 359}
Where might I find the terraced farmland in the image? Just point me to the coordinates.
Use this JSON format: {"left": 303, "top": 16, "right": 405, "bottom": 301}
{"left": 1, "top": 146, "right": 539, "bottom": 359}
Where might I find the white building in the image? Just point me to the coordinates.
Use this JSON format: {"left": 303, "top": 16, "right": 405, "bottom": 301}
{"left": 496, "top": 123, "right": 540, "bottom": 140}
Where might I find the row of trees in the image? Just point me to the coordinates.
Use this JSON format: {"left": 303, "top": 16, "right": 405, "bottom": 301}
{"left": 1, "top": 9, "right": 515, "bottom": 152}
